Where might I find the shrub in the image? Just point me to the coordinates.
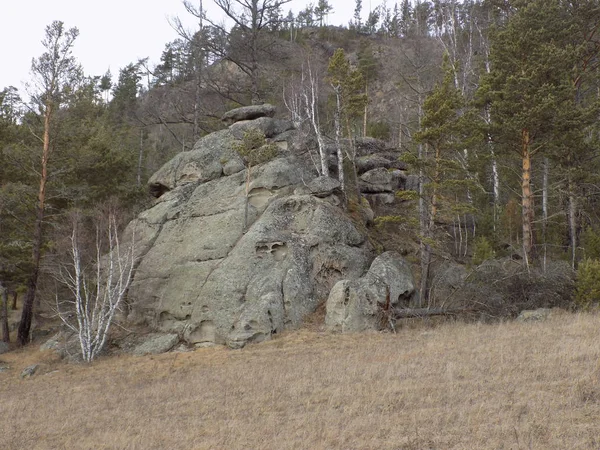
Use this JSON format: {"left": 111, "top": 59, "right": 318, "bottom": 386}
{"left": 575, "top": 258, "right": 600, "bottom": 309}
{"left": 233, "top": 128, "right": 278, "bottom": 167}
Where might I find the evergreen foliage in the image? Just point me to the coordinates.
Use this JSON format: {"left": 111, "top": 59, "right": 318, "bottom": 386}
{"left": 575, "top": 258, "right": 600, "bottom": 309}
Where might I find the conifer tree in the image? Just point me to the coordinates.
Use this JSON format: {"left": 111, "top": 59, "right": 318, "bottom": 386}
{"left": 18, "top": 21, "right": 82, "bottom": 345}
{"left": 479, "top": 0, "right": 590, "bottom": 264}
{"left": 413, "top": 54, "right": 472, "bottom": 303}
{"left": 327, "top": 48, "right": 367, "bottom": 199}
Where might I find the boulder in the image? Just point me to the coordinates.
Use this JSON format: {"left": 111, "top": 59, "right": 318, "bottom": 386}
{"left": 355, "top": 137, "right": 388, "bottom": 156}
{"left": 0, "top": 341, "right": 9, "bottom": 355}
{"left": 359, "top": 168, "right": 398, "bottom": 193}
{"left": 356, "top": 155, "right": 407, "bottom": 174}
{"left": 20, "top": 364, "right": 39, "bottom": 379}
{"left": 148, "top": 129, "right": 243, "bottom": 196}
{"left": 229, "top": 117, "right": 294, "bottom": 139}
{"left": 516, "top": 308, "right": 553, "bottom": 322}
{"left": 132, "top": 333, "right": 179, "bottom": 356}
{"left": 221, "top": 104, "right": 276, "bottom": 124}
{"left": 325, "top": 252, "right": 415, "bottom": 332}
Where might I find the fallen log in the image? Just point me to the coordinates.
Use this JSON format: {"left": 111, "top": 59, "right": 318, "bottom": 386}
{"left": 394, "top": 308, "right": 472, "bottom": 319}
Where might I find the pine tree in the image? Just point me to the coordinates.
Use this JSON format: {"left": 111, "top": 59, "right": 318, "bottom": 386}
{"left": 327, "top": 48, "right": 367, "bottom": 201}
{"left": 18, "top": 21, "right": 82, "bottom": 345}
{"left": 413, "top": 54, "right": 472, "bottom": 302}
{"left": 478, "top": 0, "right": 589, "bottom": 264}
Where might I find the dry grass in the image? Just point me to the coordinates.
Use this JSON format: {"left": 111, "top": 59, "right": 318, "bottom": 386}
{"left": 2, "top": 312, "right": 600, "bottom": 449}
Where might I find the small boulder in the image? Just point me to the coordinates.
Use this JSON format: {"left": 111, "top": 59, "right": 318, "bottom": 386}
{"left": 20, "top": 364, "right": 39, "bottom": 379}
{"left": 222, "top": 104, "right": 277, "bottom": 125}
{"left": 132, "top": 333, "right": 179, "bottom": 356}
{"left": 229, "top": 117, "right": 294, "bottom": 139}
{"left": 516, "top": 308, "right": 553, "bottom": 322}
{"left": 360, "top": 168, "right": 395, "bottom": 193}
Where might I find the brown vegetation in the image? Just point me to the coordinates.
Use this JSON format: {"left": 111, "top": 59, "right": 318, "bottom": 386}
{"left": 1, "top": 312, "right": 600, "bottom": 449}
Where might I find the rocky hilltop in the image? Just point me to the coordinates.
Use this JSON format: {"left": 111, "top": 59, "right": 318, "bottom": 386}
{"left": 123, "top": 105, "right": 415, "bottom": 348}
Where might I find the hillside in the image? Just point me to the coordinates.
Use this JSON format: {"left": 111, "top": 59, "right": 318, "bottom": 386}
{"left": 2, "top": 311, "right": 600, "bottom": 449}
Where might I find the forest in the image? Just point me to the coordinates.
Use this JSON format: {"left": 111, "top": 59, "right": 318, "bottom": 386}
{"left": 2, "top": 0, "right": 600, "bottom": 348}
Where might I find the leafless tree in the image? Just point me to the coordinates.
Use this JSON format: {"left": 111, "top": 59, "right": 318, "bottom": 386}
{"left": 206, "top": 0, "right": 292, "bottom": 104}
{"left": 283, "top": 55, "right": 329, "bottom": 177}
{"left": 55, "top": 213, "right": 135, "bottom": 362}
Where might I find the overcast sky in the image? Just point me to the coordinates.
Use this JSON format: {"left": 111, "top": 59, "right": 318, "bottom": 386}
{"left": 1, "top": 0, "right": 385, "bottom": 93}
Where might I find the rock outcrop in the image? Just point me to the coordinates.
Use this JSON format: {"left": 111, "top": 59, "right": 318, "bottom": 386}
{"left": 221, "top": 104, "right": 276, "bottom": 125}
{"left": 325, "top": 252, "right": 416, "bottom": 332}
{"left": 125, "top": 108, "right": 375, "bottom": 348}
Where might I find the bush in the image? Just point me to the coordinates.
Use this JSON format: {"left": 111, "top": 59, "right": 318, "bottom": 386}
{"left": 233, "top": 128, "right": 278, "bottom": 167}
{"left": 575, "top": 258, "right": 600, "bottom": 309}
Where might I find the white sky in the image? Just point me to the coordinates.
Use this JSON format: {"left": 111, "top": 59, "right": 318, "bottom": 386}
{"left": 0, "top": 0, "right": 385, "bottom": 93}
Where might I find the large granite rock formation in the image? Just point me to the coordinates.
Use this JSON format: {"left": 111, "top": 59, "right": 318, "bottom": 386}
{"left": 125, "top": 110, "right": 376, "bottom": 348}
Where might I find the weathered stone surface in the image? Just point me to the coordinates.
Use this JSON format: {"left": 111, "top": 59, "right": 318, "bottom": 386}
{"left": 229, "top": 117, "right": 294, "bottom": 139}
{"left": 0, "top": 341, "right": 9, "bottom": 355}
{"left": 294, "top": 176, "right": 342, "bottom": 198}
{"left": 365, "top": 193, "right": 396, "bottom": 206}
{"left": 405, "top": 174, "right": 419, "bottom": 191}
{"left": 360, "top": 168, "right": 396, "bottom": 193}
{"left": 221, "top": 104, "right": 276, "bottom": 124}
{"left": 355, "top": 137, "right": 388, "bottom": 156}
{"left": 148, "top": 129, "right": 243, "bottom": 196}
{"left": 127, "top": 116, "right": 374, "bottom": 348}
{"left": 325, "top": 252, "right": 415, "bottom": 332}
{"left": 356, "top": 155, "right": 406, "bottom": 174}
{"left": 133, "top": 333, "right": 179, "bottom": 356}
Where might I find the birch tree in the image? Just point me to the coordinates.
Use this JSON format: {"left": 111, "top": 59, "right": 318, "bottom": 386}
{"left": 55, "top": 212, "right": 135, "bottom": 362}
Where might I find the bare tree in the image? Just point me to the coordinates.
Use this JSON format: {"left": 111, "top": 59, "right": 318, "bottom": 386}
{"left": 55, "top": 213, "right": 135, "bottom": 362}
{"left": 283, "top": 54, "right": 329, "bottom": 177}
{"left": 18, "top": 21, "right": 81, "bottom": 345}
{"left": 207, "top": 0, "right": 292, "bottom": 104}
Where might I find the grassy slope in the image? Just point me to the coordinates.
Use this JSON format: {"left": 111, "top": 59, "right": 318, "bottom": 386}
{"left": 1, "top": 312, "right": 600, "bottom": 449}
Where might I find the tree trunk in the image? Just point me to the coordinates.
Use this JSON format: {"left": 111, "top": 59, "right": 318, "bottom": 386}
{"left": 244, "top": 165, "right": 251, "bottom": 231}
{"left": 568, "top": 176, "right": 577, "bottom": 269}
{"left": 333, "top": 87, "right": 345, "bottom": 199}
{"left": 521, "top": 128, "right": 535, "bottom": 264}
{"left": 137, "top": 128, "right": 143, "bottom": 186}
{"left": 363, "top": 83, "right": 368, "bottom": 137}
{"left": 1, "top": 282, "right": 9, "bottom": 343}
{"left": 542, "top": 157, "right": 549, "bottom": 272}
{"left": 18, "top": 102, "right": 51, "bottom": 346}
{"left": 11, "top": 290, "right": 17, "bottom": 310}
